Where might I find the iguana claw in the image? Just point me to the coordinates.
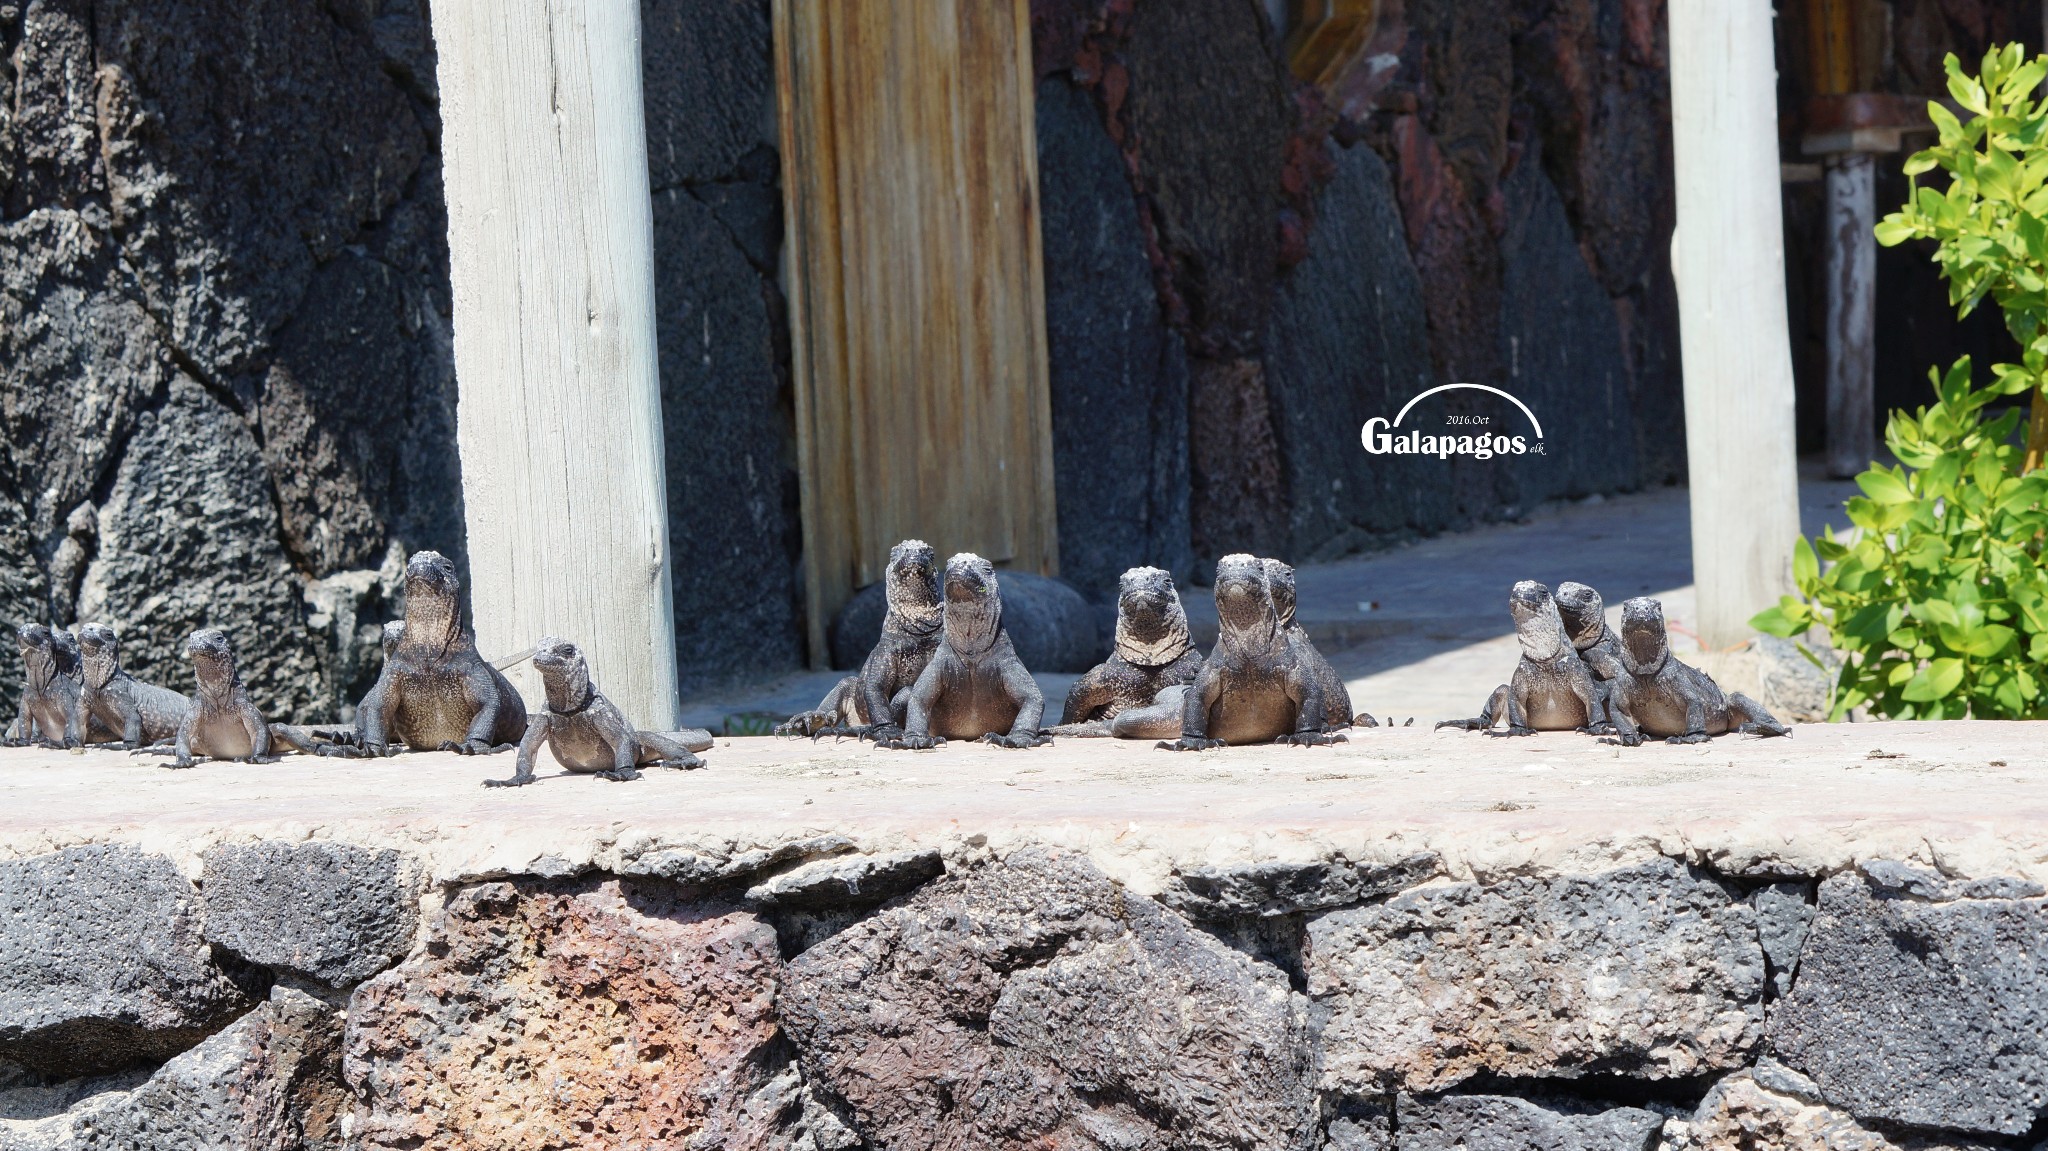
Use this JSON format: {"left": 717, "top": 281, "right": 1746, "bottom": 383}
{"left": 1157, "top": 736, "right": 1225, "bottom": 752}
{"left": 981, "top": 731, "right": 1050, "bottom": 749}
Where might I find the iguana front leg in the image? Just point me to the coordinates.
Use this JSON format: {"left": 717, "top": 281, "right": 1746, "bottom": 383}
{"left": 349, "top": 668, "right": 404, "bottom": 758}
{"left": 983, "top": 656, "right": 1049, "bottom": 749}
{"left": 1604, "top": 693, "right": 1645, "bottom": 747}
{"left": 1495, "top": 684, "right": 1535, "bottom": 737}
{"left": 167, "top": 711, "right": 199, "bottom": 769}
{"left": 1436, "top": 685, "right": 1510, "bottom": 733}
{"left": 776, "top": 676, "right": 855, "bottom": 738}
{"left": 1275, "top": 664, "right": 1343, "bottom": 747}
{"left": 1573, "top": 677, "right": 1613, "bottom": 736}
{"left": 1669, "top": 693, "right": 1711, "bottom": 744}
{"left": 1159, "top": 667, "right": 1225, "bottom": 752}
{"left": 237, "top": 700, "right": 278, "bottom": 763}
{"left": 883, "top": 657, "right": 949, "bottom": 750}
{"left": 485, "top": 714, "right": 553, "bottom": 787}
{"left": 445, "top": 662, "right": 513, "bottom": 755}
{"left": 1057, "top": 666, "right": 1116, "bottom": 727}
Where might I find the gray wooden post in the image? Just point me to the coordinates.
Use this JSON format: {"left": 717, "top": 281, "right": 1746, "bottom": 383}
{"left": 1824, "top": 152, "right": 1877, "bottom": 478}
{"left": 429, "top": 0, "right": 680, "bottom": 725}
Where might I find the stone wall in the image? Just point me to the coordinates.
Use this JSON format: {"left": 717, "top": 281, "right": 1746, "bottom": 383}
{"left": 4, "top": 836, "right": 2045, "bottom": 1150}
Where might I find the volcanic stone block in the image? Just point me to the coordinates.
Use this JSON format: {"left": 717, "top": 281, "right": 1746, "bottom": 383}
{"left": 0, "top": 845, "right": 258, "bottom": 1078}
{"left": 1767, "top": 867, "right": 2048, "bottom": 1136}
{"left": 1306, "top": 857, "right": 1764, "bottom": 1093}
{"left": 18, "top": 985, "right": 349, "bottom": 1151}
{"left": 1748, "top": 881, "right": 1814, "bottom": 997}
{"left": 780, "top": 847, "right": 1317, "bottom": 1150}
{"left": 344, "top": 878, "right": 786, "bottom": 1150}
{"left": 640, "top": 0, "right": 775, "bottom": 190}
{"left": 1036, "top": 74, "right": 1192, "bottom": 598}
{"left": 1160, "top": 850, "right": 1438, "bottom": 922}
{"left": 201, "top": 841, "right": 424, "bottom": 989}
{"left": 745, "top": 848, "right": 943, "bottom": 910}
{"left": 1398, "top": 1094, "right": 1664, "bottom": 1151}
{"left": 1677, "top": 1070, "right": 1994, "bottom": 1151}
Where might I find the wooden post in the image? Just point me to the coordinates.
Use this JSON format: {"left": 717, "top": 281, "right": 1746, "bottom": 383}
{"left": 430, "top": 0, "right": 680, "bottom": 725}
{"left": 1669, "top": 0, "right": 1803, "bottom": 649}
{"left": 1824, "top": 152, "right": 1877, "bottom": 478}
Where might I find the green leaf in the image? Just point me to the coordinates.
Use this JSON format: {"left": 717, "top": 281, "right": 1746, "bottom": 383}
{"left": 1792, "top": 536, "right": 1819, "bottom": 589}
{"left": 1858, "top": 469, "right": 1915, "bottom": 504}
{"left": 1901, "top": 658, "right": 1967, "bottom": 701}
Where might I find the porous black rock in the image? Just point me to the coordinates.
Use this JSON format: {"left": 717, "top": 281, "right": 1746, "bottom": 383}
{"left": 201, "top": 841, "right": 424, "bottom": 989}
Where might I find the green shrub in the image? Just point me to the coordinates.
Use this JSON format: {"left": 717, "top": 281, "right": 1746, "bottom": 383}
{"left": 1753, "top": 358, "right": 2048, "bottom": 719}
{"left": 1751, "top": 46, "right": 2048, "bottom": 719}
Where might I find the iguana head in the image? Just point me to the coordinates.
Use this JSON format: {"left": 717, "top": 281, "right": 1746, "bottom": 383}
{"left": 381, "top": 620, "right": 404, "bottom": 655}
{"left": 1261, "top": 558, "right": 1298, "bottom": 630}
{"left": 1553, "top": 582, "right": 1607, "bottom": 651}
{"left": 77, "top": 624, "right": 121, "bottom": 691}
{"left": 941, "top": 553, "right": 1003, "bottom": 656}
{"left": 531, "top": 635, "right": 595, "bottom": 715}
{"left": 1213, "top": 554, "right": 1279, "bottom": 651}
{"left": 183, "top": 629, "right": 240, "bottom": 697}
{"left": 16, "top": 625, "right": 58, "bottom": 688}
{"left": 885, "top": 539, "right": 942, "bottom": 634}
{"left": 1114, "top": 566, "right": 1192, "bottom": 668}
{"left": 1509, "top": 581, "right": 1569, "bottom": 662}
{"left": 1617, "top": 597, "right": 1671, "bottom": 676}
{"left": 402, "top": 550, "right": 464, "bottom": 646}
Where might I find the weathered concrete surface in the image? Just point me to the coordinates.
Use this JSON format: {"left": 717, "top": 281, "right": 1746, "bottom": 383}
{"left": 779, "top": 848, "right": 1315, "bottom": 1150}
{"left": 344, "top": 878, "right": 785, "bottom": 1150}
{"left": 1768, "top": 865, "right": 2048, "bottom": 1137}
{"left": 0, "top": 845, "right": 258, "bottom": 1078}
{"left": 2, "top": 724, "right": 2046, "bottom": 894}
{"left": 1307, "top": 858, "right": 1765, "bottom": 1093}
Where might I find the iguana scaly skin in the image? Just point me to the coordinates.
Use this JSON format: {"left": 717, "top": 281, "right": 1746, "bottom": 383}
{"left": 333, "top": 550, "right": 527, "bottom": 757}
{"left": 1604, "top": 596, "right": 1791, "bottom": 745}
{"left": 1044, "top": 566, "right": 1204, "bottom": 738}
{"left": 6, "top": 625, "right": 87, "bottom": 747}
{"left": 1265, "top": 558, "right": 1372, "bottom": 731}
{"left": 485, "top": 637, "right": 714, "bottom": 787}
{"left": 1555, "top": 580, "right": 1623, "bottom": 733}
{"left": 881, "top": 553, "right": 1049, "bottom": 750}
{"left": 1159, "top": 554, "right": 1344, "bottom": 751}
{"left": 269, "top": 621, "right": 403, "bottom": 755}
{"left": 73, "top": 624, "right": 189, "bottom": 749}
{"left": 777, "top": 539, "right": 941, "bottom": 740}
{"left": 1435, "top": 581, "right": 1602, "bottom": 736}
{"left": 136, "top": 629, "right": 276, "bottom": 769}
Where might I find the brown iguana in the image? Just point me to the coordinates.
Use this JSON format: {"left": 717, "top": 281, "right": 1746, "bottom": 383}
{"left": 6, "top": 625, "right": 92, "bottom": 747}
{"left": 1158, "top": 553, "right": 1345, "bottom": 751}
{"left": 485, "top": 636, "right": 714, "bottom": 786}
{"left": 73, "top": 623, "right": 190, "bottom": 749}
{"left": 1435, "top": 581, "right": 1603, "bottom": 736}
{"left": 776, "top": 539, "right": 941, "bottom": 741}
{"left": 1044, "top": 566, "right": 1204, "bottom": 738}
{"left": 132, "top": 629, "right": 277, "bottom": 768}
{"left": 879, "top": 553, "right": 1050, "bottom": 750}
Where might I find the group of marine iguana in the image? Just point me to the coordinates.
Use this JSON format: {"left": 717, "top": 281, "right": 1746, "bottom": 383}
{"left": 6, "top": 542, "right": 1788, "bottom": 783}
{"left": 775, "top": 541, "right": 1790, "bottom": 751}
{"left": 3, "top": 549, "right": 712, "bottom": 785}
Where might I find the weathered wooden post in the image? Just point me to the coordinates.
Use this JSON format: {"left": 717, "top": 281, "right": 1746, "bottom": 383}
{"left": 1668, "top": 0, "right": 1803, "bottom": 649}
{"left": 429, "top": 0, "right": 680, "bottom": 724}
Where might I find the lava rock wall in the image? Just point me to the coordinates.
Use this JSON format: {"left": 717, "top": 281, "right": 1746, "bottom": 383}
{"left": 3, "top": 841, "right": 2045, "bottom": 1150}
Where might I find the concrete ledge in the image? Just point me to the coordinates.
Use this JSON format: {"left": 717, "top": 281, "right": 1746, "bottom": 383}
{"left": 1, "top": 724, "right": 2045, "bottom": 1149}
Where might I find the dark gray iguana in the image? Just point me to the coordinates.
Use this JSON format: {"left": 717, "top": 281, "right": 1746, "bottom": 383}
{"left": 1435, "top": 580, "right": 1603, "bottom": 736}
{"left": 1554, "top": 580, "right": 1623, "bottom": 733}
{"left": 133, "top": 629, "right": 277, "bottom": 768}
{"left": 485, "top": 636, "right": 715, "bottom": 787}
{"left": 268, "top": 621, "right": 403, "bottom": 756}
{"left": 6, "top": 625, "right": 94, "bottom": 747}
{"left": 776, "top": 539, "right": 941, "bottom": 741}
{"left": 73, "top": 624, "right": 190, "bottom": 749}
{"left": 1158, "top": 553, "right": 1345, "bottom": 751}
{"left": 879, "top": 553, "right": 1050, "bottom": 750}
{"left": 327, "top": 550, "right": 528, "bottom": 757}
{"left": 1266, "top": 558, "right": 1373, "bottom": 731}
{"left": 1603, "top": 596, "right": 1792, "bottom": 745}
{"left": 1044, "top": 566, "right": 1204, "bottom": 738}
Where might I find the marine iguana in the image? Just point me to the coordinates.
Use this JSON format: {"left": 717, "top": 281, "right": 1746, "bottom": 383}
{"left": 1435, "top": 581, "right": 1603, "bottom": 736}
{"left": 1158, "top": 554, "right": 1345, "bottom": 751}
{"left": 136, "top": 629, "right": 277, "bottom": 768}
{"left": 6, "top": 625, "right": 88, "bottom": 747}
{"left": 1603, "top": 596, "right": 1791, "bottom": 745}
{"left": 1265, "top": 558, "right": 1372, "bottom": 731}
{"left": 330, "top": 550, "right": 528, "bottom": 756}
{"left": 776, "top": 539, "right": 941, "bottom": 740}
{"left": 1044, "top": 566, "right": 1205, "bottom": 738}
{"left": 484, "top": 637, "right": 714, "bottom": 787}
{"left": 268, "top": 621, "right": 403, "bottom": 756}
{"left": 880, "top": 553, "right": 1049, "bottom": 750}
{"left": 72, "top": 624, "right": 189, "bottom": 749}
{"left": 1554, "top": 580, "right": 1623, "bottom": 732}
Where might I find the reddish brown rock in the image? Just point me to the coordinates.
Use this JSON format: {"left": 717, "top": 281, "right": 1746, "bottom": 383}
{"left": 343, "top": 878, "right": 786, "bottom": 1151}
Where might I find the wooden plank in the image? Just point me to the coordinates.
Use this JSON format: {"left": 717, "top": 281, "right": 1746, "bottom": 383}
{"left": 429, "top": 0, "right": 679, "bottom": 723}
{"left": 777, "top": 0, "right": 1057, "bottom": 665}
